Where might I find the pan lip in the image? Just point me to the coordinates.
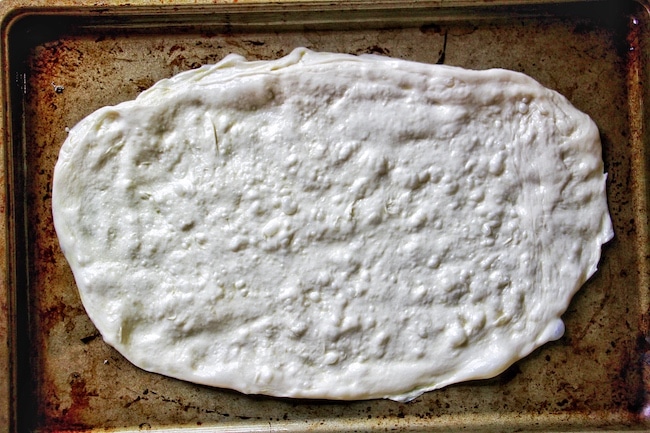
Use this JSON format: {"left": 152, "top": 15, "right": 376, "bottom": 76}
{"left": 0, "top": 0, "right": 639, "bottom": 26}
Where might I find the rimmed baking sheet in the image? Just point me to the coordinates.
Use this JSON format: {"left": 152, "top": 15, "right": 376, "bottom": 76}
{"left": 1, "top": 0, "right": 649, "bottom": 431}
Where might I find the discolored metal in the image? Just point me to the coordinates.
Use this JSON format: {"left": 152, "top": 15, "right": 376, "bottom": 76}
{"left": 0, "top": 0, "right": 649, "bottom": 432}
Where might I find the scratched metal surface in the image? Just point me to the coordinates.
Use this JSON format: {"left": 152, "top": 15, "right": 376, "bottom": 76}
{"left": 2, "top": 0, "right": 649, "bottom": 431}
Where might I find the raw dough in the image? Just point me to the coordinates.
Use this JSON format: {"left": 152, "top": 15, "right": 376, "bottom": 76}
{"left": 52, "top": 48, "right": 613, "bottom": 401}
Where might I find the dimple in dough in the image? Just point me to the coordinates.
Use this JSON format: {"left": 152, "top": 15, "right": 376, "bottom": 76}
{"left": 52, "top": 47, "right": 614, "bottom": 402}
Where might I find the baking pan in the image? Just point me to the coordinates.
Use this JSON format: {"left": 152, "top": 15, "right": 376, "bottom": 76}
{"left": 1, "top": 0, "right": 649, "bottom": 431}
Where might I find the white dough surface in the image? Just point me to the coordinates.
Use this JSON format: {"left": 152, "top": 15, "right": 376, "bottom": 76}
{"left": 52, "top": 47, "right": 613, "bottom": 401}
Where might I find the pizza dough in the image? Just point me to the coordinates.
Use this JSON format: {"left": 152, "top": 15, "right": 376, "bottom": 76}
{"left": 52, "top": 47, "right": 613, "bottom": 401}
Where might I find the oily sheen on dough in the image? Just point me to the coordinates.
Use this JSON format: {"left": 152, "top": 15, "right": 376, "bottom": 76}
{"left": 52, "top": 48, "right": 613, "bottom": 401}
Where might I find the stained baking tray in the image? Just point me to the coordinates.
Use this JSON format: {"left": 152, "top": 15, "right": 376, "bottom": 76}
{"left": 1, "top": 0, "right": 649, "bottom": 432}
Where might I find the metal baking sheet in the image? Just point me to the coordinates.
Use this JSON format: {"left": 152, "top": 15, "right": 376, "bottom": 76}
{"left": 1, "top": 0, "right": 649, "bottom": 431}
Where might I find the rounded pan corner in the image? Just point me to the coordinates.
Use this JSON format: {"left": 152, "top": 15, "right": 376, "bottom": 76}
{"left": 0, "top": 2, "right": 46, "bottom": 42}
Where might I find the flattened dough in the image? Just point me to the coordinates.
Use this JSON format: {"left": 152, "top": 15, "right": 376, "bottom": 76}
{"left": 52, "top": 48, "right": 613, "bottom": 401}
